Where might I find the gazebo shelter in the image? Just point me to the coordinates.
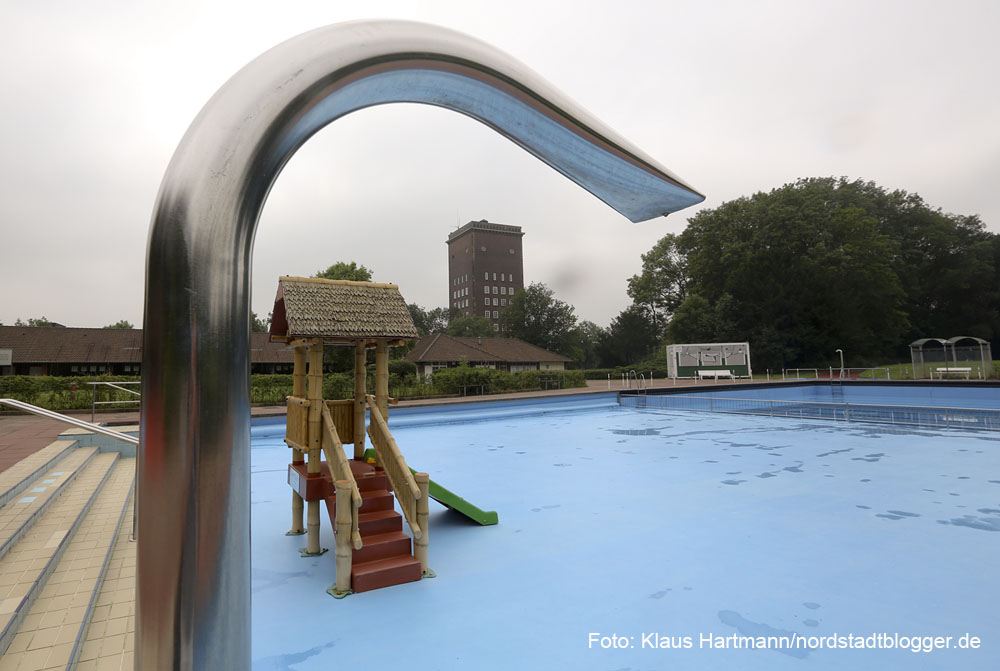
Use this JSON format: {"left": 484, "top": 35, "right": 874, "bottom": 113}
{"left": 909, "top": 336, "right": 993, "bottom": 379}
{"left": 268, "top": 276, "right": 428, "bottom": 596}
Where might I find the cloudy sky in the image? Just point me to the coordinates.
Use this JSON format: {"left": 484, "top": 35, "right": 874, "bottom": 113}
{"left": 1, "top": 0, "right": 998, "bottom": 330}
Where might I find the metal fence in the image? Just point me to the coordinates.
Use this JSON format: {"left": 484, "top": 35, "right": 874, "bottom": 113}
{"left": 619, "top": 393, "right": 1000, "bottom": 432}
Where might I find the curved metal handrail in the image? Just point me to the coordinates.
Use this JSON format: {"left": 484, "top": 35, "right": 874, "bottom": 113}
{"left": 139, "top": 20, "right": 704, "bottom": 670}
{"left": 0, "top": 398, "right": 138, "bottom": 445}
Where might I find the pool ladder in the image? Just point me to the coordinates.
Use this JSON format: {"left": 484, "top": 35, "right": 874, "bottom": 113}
{"left": 625, "top": 370, "right": 647, "bottom": 395}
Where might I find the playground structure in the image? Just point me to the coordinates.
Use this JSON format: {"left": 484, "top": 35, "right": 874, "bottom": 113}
{"left": 909, "top": 336, "right": 993, "bottom": 380}
{"left": 269, "top": 276, "right": 428, "bottom": 596}
{"left": 666, "top": 342, "right": 752, "bottom": 379}
{"left": 269, "top": 276, "right": 497, "bottom": 596}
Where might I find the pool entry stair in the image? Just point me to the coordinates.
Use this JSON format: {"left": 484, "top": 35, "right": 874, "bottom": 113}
{"left": 0, "top": 420, "right": 136, "bottom": 670}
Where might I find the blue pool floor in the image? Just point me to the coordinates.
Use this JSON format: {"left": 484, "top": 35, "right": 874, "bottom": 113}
{"left": 249, "top": 398, "right": 1000, "bottom": 670}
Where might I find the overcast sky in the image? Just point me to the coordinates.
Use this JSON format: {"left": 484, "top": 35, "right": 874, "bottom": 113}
{"left": 1, "top": 0, "right": 998, "bottom": 330}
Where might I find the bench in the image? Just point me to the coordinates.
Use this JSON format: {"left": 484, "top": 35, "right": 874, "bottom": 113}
{"left": 697, "top": 369, "right": 733, "bottom": 380}
{"left": 536, "top": 375, "right": 562, "bottom": 390}
{"left": 933, "top": 367, "right": 971, "bottom": 380}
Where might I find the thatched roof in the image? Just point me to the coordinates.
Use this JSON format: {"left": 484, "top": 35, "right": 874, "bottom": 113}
{"left": 268, "top": 277, "right": 418, "bottom": 343}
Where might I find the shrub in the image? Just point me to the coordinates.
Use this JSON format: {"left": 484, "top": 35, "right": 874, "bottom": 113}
{"left": 0, "top": 375, "right": 140, "bottom": 411}
{"left": 388, "top": 360, "right": 417, "bottom": 377}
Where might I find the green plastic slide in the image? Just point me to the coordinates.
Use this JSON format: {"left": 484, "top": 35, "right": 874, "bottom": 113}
{"left": 363, "top": 449, "right": 498, "bottom": 525}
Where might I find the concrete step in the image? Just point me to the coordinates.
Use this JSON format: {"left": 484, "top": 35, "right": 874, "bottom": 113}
{"left": 0, "top": 448, "right": 99, "bottom": 563}
{"left": 72, "top": 487, "right": 135, "bottom": 671}
{"left": 0, "top": 441, "right": 79, "bottom": 510}
{"left": 22, "top": 460, "right": 134, "bottom": 670}
{"left": 0, "top": 452, "right": 120, "bottom": 663}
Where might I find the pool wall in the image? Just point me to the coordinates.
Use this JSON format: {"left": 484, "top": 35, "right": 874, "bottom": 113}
{"left": 626, "top": 381, "right": 999, "bottom": 409}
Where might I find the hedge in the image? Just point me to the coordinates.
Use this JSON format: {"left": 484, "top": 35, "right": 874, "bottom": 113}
{"left": 0, "top": 375, "right": 140, "bottom": 412}
{"left": 1, "top": 367, "right": 587, "bottom": 412}
{"left": 430, "top": 366, "right": 585, "bottom": 395}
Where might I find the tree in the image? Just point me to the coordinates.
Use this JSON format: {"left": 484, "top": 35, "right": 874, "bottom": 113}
{"left": 499, "top": 283, "right": 578, "bottom": 356}
{"left": 627, "top": 233, "right": 688, "bottom": 329}
{"left": 599, "top": 305, "right": 660, "bottom": 367}
{"left": 630, "top": 177, "right": 999, "bottom": 370}
{"left": 104, "top": 320, "right": 134, "bottom": 329}
{"left": 446, "top": 315, "right": 494, "bottom": 337}
{"left": 567, "top": 320, "right": 607, "bottom": 369}
{"left": 313, "top": 261, "right": 373, "bottom": 282}
{"left": 407, "top": 304, "right": 454, "bottom": 336}
{"left": 250, "top": 311, "right": 270, "bottom": 333}
{"left": 14, "top": 317, "right": 56, "bottom": 327}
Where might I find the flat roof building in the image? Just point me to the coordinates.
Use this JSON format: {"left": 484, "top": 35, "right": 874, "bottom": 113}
{"left": 446, "top": 220, "right": 524, "bottom": 329}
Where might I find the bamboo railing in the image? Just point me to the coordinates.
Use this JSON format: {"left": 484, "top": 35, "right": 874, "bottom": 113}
{"left": 321, "top": 404, "right": 363, "bottom": 550}
{"left": 285, "top": 395, "right": 309, "bottom": 452}
{"left": 365, "top": 395, "right": 421, "bottom": 539}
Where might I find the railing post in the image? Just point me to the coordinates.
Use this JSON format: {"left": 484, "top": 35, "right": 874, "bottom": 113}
{"left": 354, "top": 341, "right": 367, "bottom": 459}
{"left": 375, "top": 340, "right": 389, "bottom": 420}
{"left": 91, "top": 385, "right": 97, "bottom": 424}
{"left": 289, "top": 346, "right": 307, "bottom": 536}
{"left": 304, "top": 341, "right": 326, "bottom": 556}
{"left": 414, "top": 472, "right": 434, "bottom": 578}
{"left": 331, "top": 480, "right": 353, "bottom": 598}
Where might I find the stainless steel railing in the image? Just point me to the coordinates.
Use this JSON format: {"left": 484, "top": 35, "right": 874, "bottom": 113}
{"left": 0, "top": 398, "right": 139, "bottom": 540}
{"left": 140, "top": 19, "right": 704, "bottom": 670}
{"left": 88, "top": 381, "right": 141, "bottom": 423}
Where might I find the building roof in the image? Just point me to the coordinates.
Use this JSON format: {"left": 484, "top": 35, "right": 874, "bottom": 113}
{"left": 405, "top": 334, "right": 571, "bottom": 364}
{"left": 446, "top": 219, "right": 523, "bottom": 242}
{"left": 0, "top": 327, "right": 292, "bottom": 364}
{"left": 269, "top": 277, "right": 419, "bottom": 343}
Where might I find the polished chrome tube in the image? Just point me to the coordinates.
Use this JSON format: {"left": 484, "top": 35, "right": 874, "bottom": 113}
{"left": 140, "top": 19, "right": 703, "bottom": 670}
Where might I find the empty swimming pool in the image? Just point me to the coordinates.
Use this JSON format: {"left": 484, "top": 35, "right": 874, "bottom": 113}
{"left": 250, "top": 390, "right": 999, "bottom": 670}
{"left": 623, "top": 382, "right": 1000, "bottom": 431}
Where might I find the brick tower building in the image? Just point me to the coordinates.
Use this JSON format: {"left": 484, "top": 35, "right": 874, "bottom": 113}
{"left": 446, "top": 220, "right": 525, "bottom": 329}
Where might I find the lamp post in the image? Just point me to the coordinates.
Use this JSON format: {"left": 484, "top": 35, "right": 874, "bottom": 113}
{"left": 835, "top": 349, "right": 844, "bottom": 379}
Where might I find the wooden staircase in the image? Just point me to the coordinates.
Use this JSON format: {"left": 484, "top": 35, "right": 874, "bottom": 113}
{"left": 299, "top": 459, "right": 422, "bottom": 593}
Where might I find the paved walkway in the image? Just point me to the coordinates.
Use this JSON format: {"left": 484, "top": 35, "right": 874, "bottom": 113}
{"left": 0, "top": 377, "right": 769, "bottom": 473}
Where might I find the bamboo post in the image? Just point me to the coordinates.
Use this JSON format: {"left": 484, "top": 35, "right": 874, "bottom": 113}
{"left": 414, "top": 472, "right": 434, "bottom": 578}
{"left": 353, "top": 340, "right": 366, "bottom": 459}
{"left": 329, "top": 479, "right": 353, "bottom": 598}
{"left": 304, "top": 340, "right": 325, "bottom": 555}
{"left": 287, "top": 346, "right": 307, "bottom": 536}
{"left": 375, "top": 340, "right": 389, "bottom": 420}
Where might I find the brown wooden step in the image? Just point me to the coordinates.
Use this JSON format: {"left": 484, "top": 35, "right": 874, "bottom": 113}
{"left": 359, "top": 489, "right": 394, "bottom": 513}
{"left": 352, "top": 530, "right": 412, "bottom": 564}
{"left": 354, "top": 472, "right": 389, "bottom": 492}
{"left": 351, "top": 555, "right": 422, "bottom": 593}
{"left": 357, "top": 509, "right": 403, "bottom": 536}
{"left": 323, "top": 498, "right": 403, "bottom": 536}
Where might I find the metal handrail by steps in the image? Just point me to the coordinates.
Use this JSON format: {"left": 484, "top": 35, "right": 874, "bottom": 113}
{"left": 0, "top": 398, "right": 139, "bottom": 540}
